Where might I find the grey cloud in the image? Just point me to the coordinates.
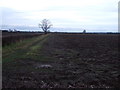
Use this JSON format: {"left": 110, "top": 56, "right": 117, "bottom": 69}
{"left": 1, "top": 0, "right": 118, "bottom": 32}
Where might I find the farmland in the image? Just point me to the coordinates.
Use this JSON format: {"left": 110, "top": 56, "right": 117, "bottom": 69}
{"left": 2, "top": 31, "right": 43, "bottom": 46}
{"left": 2, "top": 32, "right": 120, "bottom": 88}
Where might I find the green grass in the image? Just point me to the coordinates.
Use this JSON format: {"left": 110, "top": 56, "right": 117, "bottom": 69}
{"left": 2, "top": 34, "right": 50, "bottom": 63}
{"left": 2, "top": 33, "right": 56, "bottom": 78}
{"left": 3, "top": 33, "right": 56, "bottom": 74}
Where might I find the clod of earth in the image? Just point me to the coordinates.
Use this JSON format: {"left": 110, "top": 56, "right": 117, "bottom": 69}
{"left": 35, "top": 64, "right": 53, "bottom": 69}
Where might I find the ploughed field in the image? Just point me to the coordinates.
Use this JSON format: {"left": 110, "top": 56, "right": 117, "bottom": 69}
{"left": 2, "top": 33, "right": 120, "bottom": 88}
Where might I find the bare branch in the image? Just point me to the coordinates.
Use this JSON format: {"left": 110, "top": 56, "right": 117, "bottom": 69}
{"left": 38, "top": 19, "right": 52, "bottom": 34}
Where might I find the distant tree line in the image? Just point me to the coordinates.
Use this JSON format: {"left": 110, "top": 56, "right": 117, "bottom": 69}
{"left": 1, "top": 30, "right": 43, "bottom": 33}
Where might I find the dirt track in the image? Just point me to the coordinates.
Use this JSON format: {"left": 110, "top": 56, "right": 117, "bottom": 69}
{"left": 3, "top": 33, "right": 120, "bottom": 88}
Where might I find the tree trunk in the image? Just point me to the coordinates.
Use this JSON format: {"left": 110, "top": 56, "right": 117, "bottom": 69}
{"left": 44, "top": 31, "right": 47, "bottom": 34}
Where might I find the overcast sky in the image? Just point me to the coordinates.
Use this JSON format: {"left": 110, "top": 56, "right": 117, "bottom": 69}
{"left": 0, "top": 0, "right": 119, "bottom": 32}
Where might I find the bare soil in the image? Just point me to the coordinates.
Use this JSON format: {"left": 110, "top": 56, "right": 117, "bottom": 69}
{"left": 2, "top": 33, "right": 120, "bottom": 88}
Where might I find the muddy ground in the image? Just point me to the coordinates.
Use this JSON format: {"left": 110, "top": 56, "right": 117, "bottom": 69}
{"left": 2, "top": 33, "right": 120, "bottom": 88}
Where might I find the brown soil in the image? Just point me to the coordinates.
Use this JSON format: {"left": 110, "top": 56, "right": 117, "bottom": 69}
{"left": 2, "top": 33, "right": 120, "bottom": 88}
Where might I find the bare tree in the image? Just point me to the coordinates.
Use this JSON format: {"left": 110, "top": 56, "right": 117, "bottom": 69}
{"left": 38, "top": 19, "right": 52, "bottom": 34}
